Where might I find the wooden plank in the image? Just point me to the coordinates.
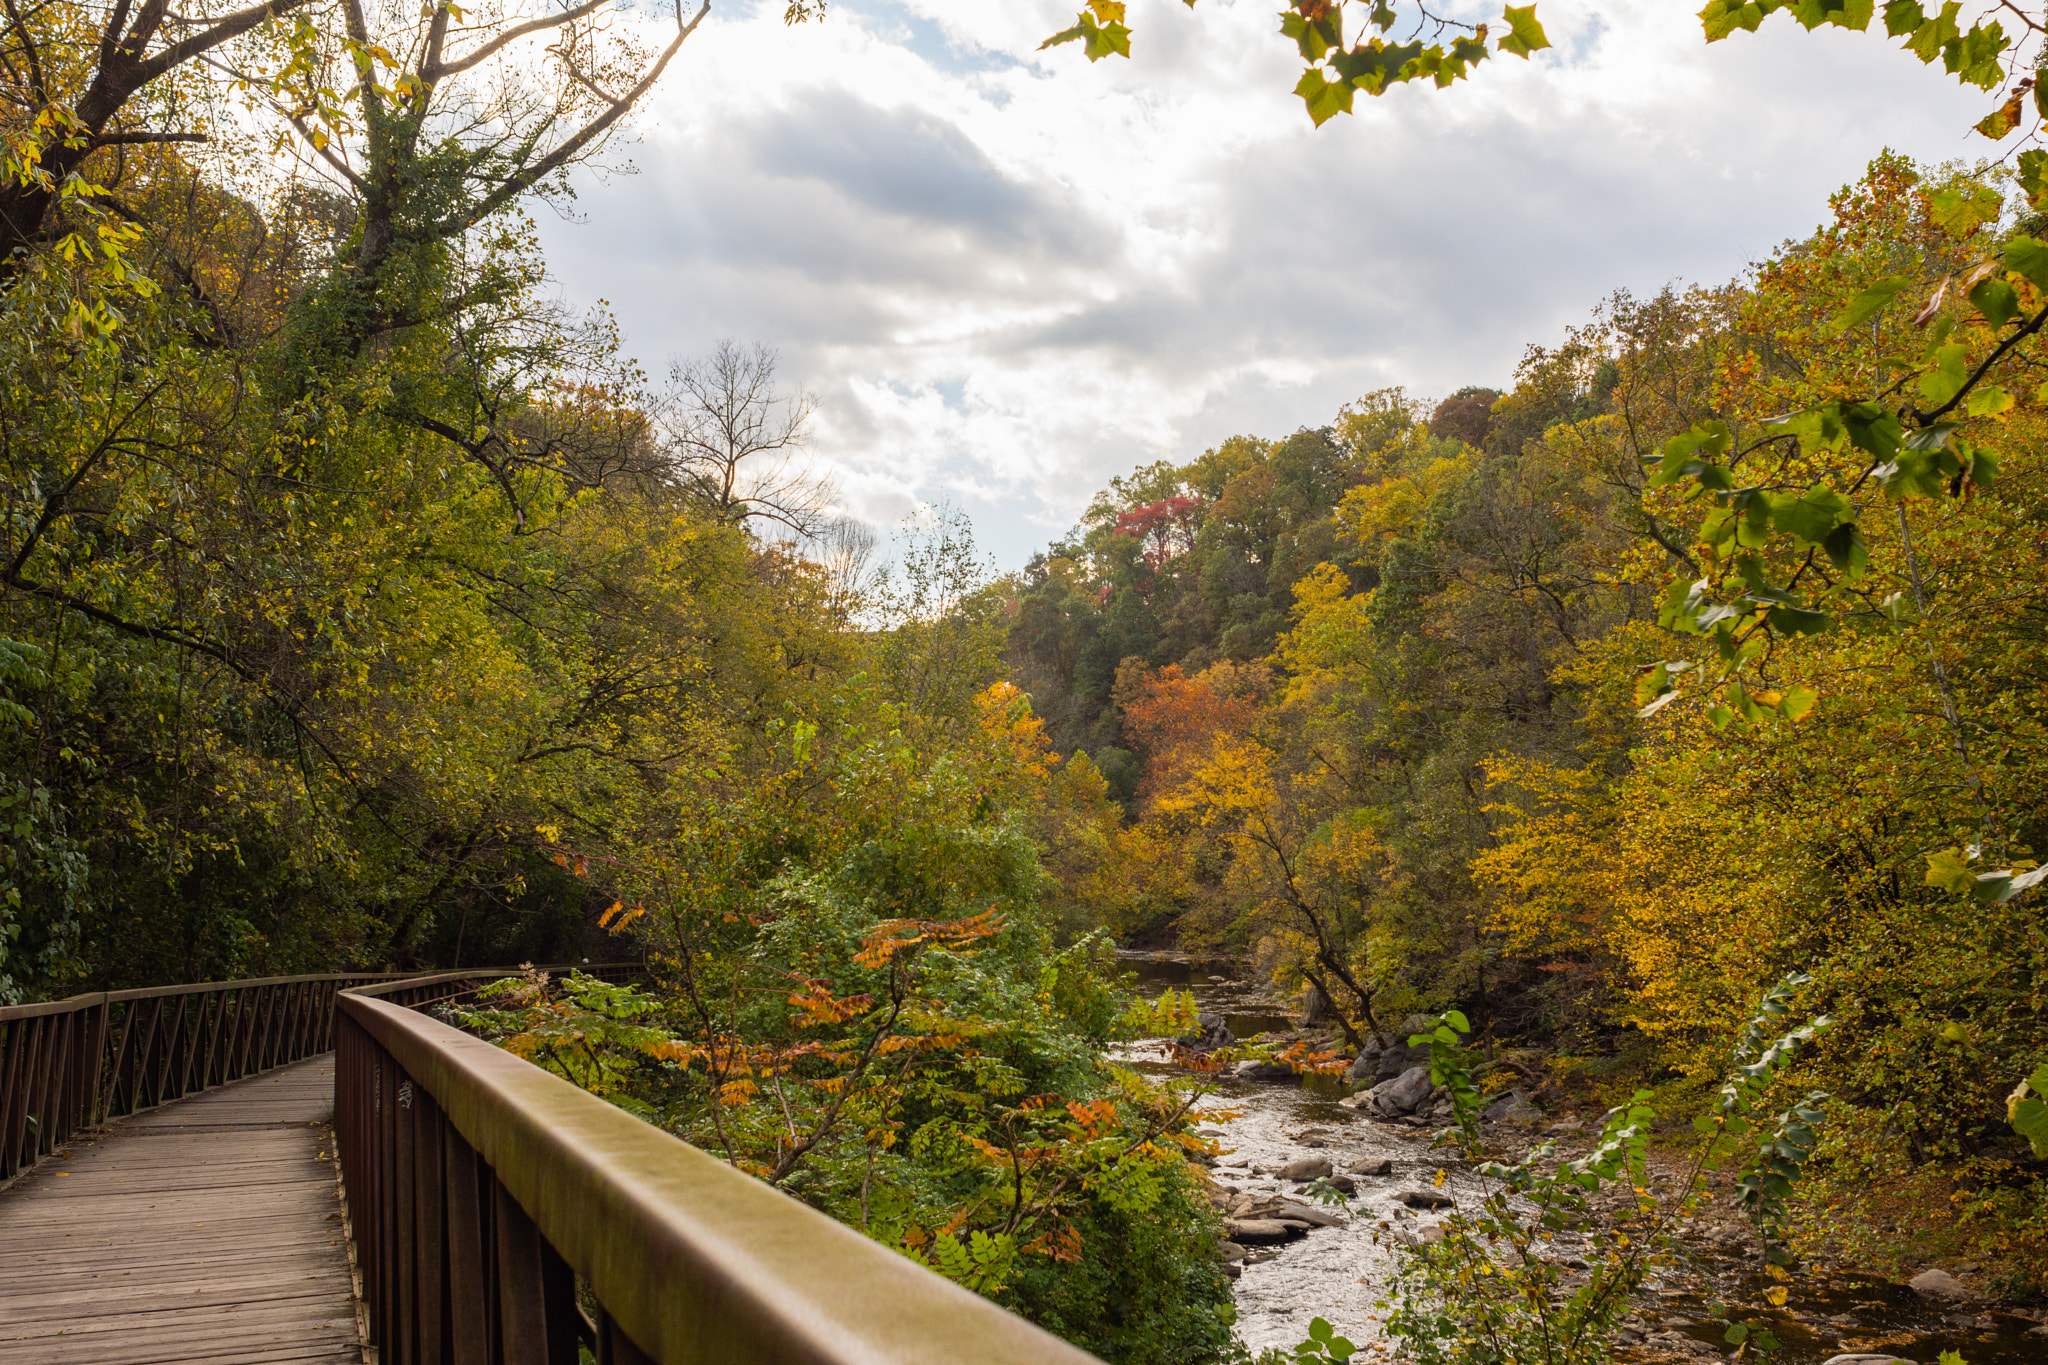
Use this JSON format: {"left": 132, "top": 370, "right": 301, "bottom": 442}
{"left": 0, "top": 1053, "right": 363, "bottom": 1364}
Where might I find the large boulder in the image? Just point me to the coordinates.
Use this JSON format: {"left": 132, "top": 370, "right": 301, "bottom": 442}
{"left": 1343, "top": 1040, "right": 1382, "bottom": 1084}
{"left": 1276, "top": 1156, "right": 1333, "bottom": 1181}
{"left": 1373, "top": 1014, "right": 1437, "bottom": 1081}
{"left": 1907, "top": 1268, "right": 1970, "bottom": 1301}
{"left": 1367, "top": 1065, "right": 1436, "bottom": 1117}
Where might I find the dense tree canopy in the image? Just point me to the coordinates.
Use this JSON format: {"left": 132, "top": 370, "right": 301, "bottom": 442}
{"left": 1006, "top": 153, "right": 2048, "bottom": 1289}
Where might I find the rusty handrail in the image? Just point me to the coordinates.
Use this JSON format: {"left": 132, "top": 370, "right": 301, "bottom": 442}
{"left": 335, "top": 985, "right": 1105, "bottom": 1365}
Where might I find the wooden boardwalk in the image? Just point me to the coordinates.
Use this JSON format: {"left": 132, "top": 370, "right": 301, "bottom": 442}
{"left": 0, "top": 1054, "right": 363, "bottom": 1364}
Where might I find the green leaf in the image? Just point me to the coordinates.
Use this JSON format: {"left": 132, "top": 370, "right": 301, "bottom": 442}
{"left": 1281, "top": 10, "right": 1342, "bottom": 61}
{"left": 1831, "top": 276, "right": 1909, "bottom": 330}
{"left": 1766, "top": 604, "right": 1831, "bottom": 635}
{"left": 1767, "top": 485, "right": 1848, "bottom": 543}
{"left": 1821, "top": 520, "right": 1868, "bottom": 578}
{"left": 1966, "top": 383, "right": 2013, "bottom": 416}
{"left": 2009, "top": 1065, "right": 2048, "bottom": 1158}
{"left": 1331, "top": 38, "right": 1424, "bottom": 94}
{"left": 2018, "top": 151, "right": 2048, "bottom": 210}
{"left": 1840, "top": 403, "right": 1902, "bottom": 460}
{"left": 2003, "top": 233, "right": 2048, "bottom": 289}
{"left": 1778, "top": 685, "right": 1818, "bottom": 721}
{"left": 1701, "top": 0, "right": 1770, "bottom": 41}
{"left": 1926, "top": 181, "right": 2001, "bottom": 238}
{"left": 1882, "top": 0, "right": 1923, "bottom": 36}
{"left": 1969, "top": 277, "right": 2021, "bottom": 328}
{"left": 1294, "top": 67, "right": 1354, "bottom": 125}
{"left": 1902, "top": 0, "right": 1960, "bottom": 62}
{"left": 1796, "top": 0, "right": 1875, "bottom": 28}
{"left": 1946, "top": 19, "right": 2009, "bottom": 89}
{"left": 1039, "top": 11, "right": 1131, "bottom": 59}
{"left": 1497, "top": 4, "right": 1550, "bottom": 56}
{"left": 1917, "top": 341, "right": 1971, "bottom": 406}
{"left": 1649, "top": 419, "right": 1733, "bottom": 486}
{"left": 1924, "top": 846, "right": 1977, "bottom": 895}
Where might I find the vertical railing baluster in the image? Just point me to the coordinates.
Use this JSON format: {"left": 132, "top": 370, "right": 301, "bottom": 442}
{"left": 26, "top": 1015, "right": 54, "bottom": 1163}
{"left": 397, "top": 1066, "right": 420, "bottom": 1365}
{"left": 444, "top": 1122, "right": 491, "bottom": 1365}
{"left": 595, "top": 1306, "right": 657, "bottom": 1365}
{"left": 493, "top": 1181, "right": 552, "bottom": 1365}
{"left": 416, "top": 1090, "right": 449, "bottom": 1365}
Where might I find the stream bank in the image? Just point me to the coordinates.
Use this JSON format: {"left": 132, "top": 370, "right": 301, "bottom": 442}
{"left": 1114, "top": 952, "right": 2048, "bottom": 1364}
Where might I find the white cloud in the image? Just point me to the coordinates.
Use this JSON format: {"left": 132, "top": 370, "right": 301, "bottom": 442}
{"left": 539, "top": 0, "right": 1989, "bottom": 567}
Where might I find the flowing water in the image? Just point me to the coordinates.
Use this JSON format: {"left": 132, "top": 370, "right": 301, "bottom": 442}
{"left": 1113, "top": 952, "right": 2048, "bottom": 1364}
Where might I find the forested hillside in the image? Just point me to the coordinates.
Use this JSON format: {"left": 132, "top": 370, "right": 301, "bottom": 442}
{"left": 8, "top": 0, "right": 2047, "bottom": 1350}
{"left": 1007, "top": 154, "right": 2048, "bottom": 1287}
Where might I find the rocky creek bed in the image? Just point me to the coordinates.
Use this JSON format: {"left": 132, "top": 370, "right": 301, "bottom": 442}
{"left": 1113, "top": 952, "right": 2048, "bottom": 1364}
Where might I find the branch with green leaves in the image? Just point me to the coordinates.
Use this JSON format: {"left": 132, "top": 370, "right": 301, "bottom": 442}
{"left": 1635, "top": 204, "right": 2048, "bottom": 730}
{"left": 1045, "top": 0, "right": 2044, "bottom": 133}
{"left": 1043, "top": 0, "right": 1551, "bottom": 125}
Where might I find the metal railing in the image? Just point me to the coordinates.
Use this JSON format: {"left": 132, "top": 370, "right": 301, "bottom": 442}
{"left": 0, "top": 962, "right": 636, "bottom": 1183}
{"left": 337, "top": 979, "right": 1106, "bottom": 1365}
{"left": 0, "top": 970, "right": 411, "bottom": 1181}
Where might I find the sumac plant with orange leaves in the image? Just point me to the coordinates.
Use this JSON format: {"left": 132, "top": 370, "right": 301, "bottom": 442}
{"left": 449, "top": 671, "right": 1242, "bottom": 1364}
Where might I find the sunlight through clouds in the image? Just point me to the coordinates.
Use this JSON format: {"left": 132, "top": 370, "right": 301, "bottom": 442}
{"left": 539, "top": 0, "right": 1986, "bottom": 565}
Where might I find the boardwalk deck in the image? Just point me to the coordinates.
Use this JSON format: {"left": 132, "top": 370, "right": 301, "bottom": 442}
{"left": 0, "top": 1054, "right": 363, "bottom": 1364}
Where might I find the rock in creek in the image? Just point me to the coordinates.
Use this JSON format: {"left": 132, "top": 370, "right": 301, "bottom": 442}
{"left": 1820, "top": 1357, "right": 1916, "bottom": 1365}
{"left": 1396, "top": 1189, "right": 1455, "bottom": 1210}
{"left": 1907, "top": 1268, "right": 1971, "bottom": 1301}
{"left": 1276, "top": 1156, "right": 1333, "bottom": 1181}
{"left": 1352, "top": 1158, "right": 1394, "bottom": 1177}
{"left": 1178, "top": 1012, "right": 1235, "bottom": 1052}
{"left": 1280, "top": 1201, "right": 1345, "bottom": 1228}
{"left": 1391, "top": 1223, "right": 1445, "bottom": 1247}
{"left": 1218, "top": 1240, "right": 1247, "bottom": 1263}
{"left": 1234, "top": 1058, "right": 1299, "bottom": 1082}
{"left": 1374, "top": 1015, "right": 1436, "bottom": 1081}
{"left": 1225, "top": 1218, "right": 1301, "bottom": 1244}
{"left": 1482, "top": 1089, "right": 1543, "bottom": 1123}
{"left": 1364, "top": 1065, "right": 1436, "bottom": 1118}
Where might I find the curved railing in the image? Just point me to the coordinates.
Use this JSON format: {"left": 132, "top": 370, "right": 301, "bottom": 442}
{"left": 0, "top": 970, "right": 412, "bottom": 1180}
{"left": 336, "top": 977, "right": 1105, "bottom": 1365}
{"left": 0, "top": 962, "right": 635, "bottom": 1183}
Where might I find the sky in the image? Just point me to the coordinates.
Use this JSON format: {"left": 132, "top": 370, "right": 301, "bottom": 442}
{"left": 534, "top": 0, "right": 1990, "bottom": 569}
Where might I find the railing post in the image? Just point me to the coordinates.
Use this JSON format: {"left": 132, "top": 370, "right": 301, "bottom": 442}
{"left": 493, "top": 1181, "right": 578, "bottom": 1365}
{"left": 443, "top": 1113, "right": 494, "bottom": 1365}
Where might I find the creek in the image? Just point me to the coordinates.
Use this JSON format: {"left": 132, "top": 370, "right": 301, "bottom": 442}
{"left": 1113, "top": 952, "right": 2047, "bottom": 1365}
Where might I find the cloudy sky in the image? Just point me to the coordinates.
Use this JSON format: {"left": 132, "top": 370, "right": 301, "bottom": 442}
{"left": 536, "top": 0, "right": 1988, "bottom": 568}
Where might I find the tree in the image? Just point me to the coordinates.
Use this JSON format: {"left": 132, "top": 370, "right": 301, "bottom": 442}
{"left": 654, "top": 340, "right": 834, "bottom": 537}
